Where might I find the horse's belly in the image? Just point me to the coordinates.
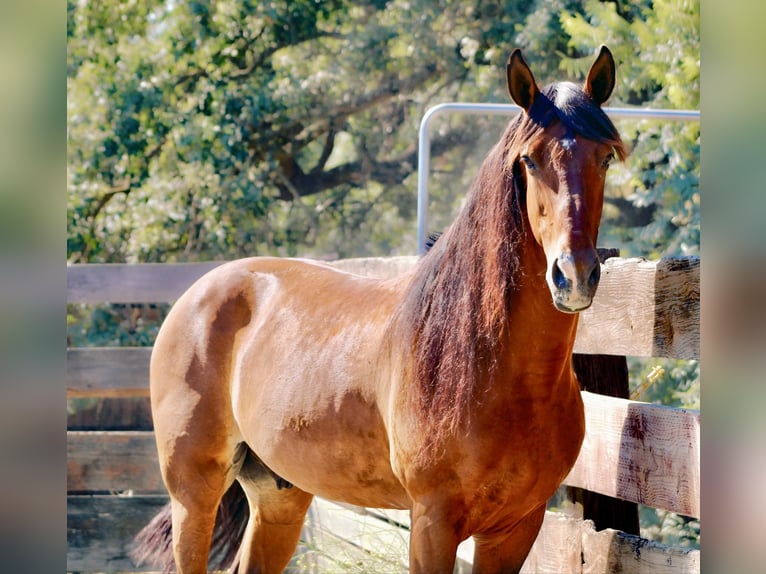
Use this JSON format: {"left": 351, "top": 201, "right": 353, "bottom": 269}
{"left": 250, "top": 418, "right": 410, "bottom": 509}
{"left": 283, "top": 451, "right": 409, "bottom": 509}
{"left": 234, "top": 370, "right": 410, "bottom": 509}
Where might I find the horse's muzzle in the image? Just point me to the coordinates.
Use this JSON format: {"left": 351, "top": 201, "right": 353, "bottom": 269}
{"left": 549, "top": 251, "right": 601, "bottom": 313}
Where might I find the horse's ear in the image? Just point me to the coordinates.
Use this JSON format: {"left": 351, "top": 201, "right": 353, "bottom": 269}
{"left": 507, "top": 49, "right": 540, "bottom": 112}
{"left": 584, "top": 45, "right": 615, "bottom": 106}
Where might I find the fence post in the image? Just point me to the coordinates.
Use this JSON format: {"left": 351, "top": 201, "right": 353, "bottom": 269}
{"left": 569, "top": 248, "right": 640, "bottom": 535}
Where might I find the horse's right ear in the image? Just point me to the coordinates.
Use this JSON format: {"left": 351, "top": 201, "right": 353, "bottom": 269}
{"left": 584, "top": 45, "right": 616, "bottom": 105}
{"left": 507, "top": 49, "right": 540, "bottom": 112}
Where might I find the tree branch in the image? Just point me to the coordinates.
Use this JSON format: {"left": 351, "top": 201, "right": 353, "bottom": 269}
{"left": 88, "top": 181, "right": 132, "bottom": 220}
{"left": 301, "top": 63, "right": 439, "bottom": 128}
{"left": 250, "top": 64, "right": 441, "bottom": 165}
{"left": 311, "top": 125, "right": 337, "bottom": 175}
{"left": 272, "top": 129, "right": 468, "bottom": 201}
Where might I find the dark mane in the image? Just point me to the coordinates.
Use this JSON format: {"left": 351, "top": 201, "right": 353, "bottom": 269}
{"left": 395, "top": 81, "right": 626, "bottom": 448}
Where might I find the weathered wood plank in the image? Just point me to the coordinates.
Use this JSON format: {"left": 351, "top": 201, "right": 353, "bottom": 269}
{"left": 68, "top": 391, "right": 700, "bottom": 516}
{"left": 66, "top": 256, "right": 699, "bottom": 358}
{"left": 564, "top": 391, "right": 700, "bottom": 519}
{"left": 652, "top": 258, "right": 700, "bottom": 359}
{"left": 67, "top": 261, "right": 226, "bottom": 304}
{"left": 581, "top": 525, "right": 700, "bottom": 574}
{"left": 68, "top": 396, "right": 153, "bottom": 431}
{"left": 71, "top": 339, "right": 683, "bottom": 398}
{"left": 66, "top": 257, "right": 418, "bottom": 304}
{"left": 331, "top": 255, "right": 419, "bottom": 280}
{"left": 68, "top": 347, "right": 152, "bottom": 398}
{"left": 527, "top": 512, "right": 700, "bottom": 574}
{"left": 67, "top": 431, "right": 164, "bottom": 494}
{"left": 521, "top": 511, "right": 584, "bottom": 573}
{"left": 67, "top": 498, "right": 699, "bottom": 574}
{"left": 67, "top": 495, "right": 169, "bottom": 573}
{"left": 575, "top": 257, "right": 699, "bottom": 359}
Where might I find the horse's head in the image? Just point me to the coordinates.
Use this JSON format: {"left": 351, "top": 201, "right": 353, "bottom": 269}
{"left": 506, "top": 46, "right": 624, "bottom": 313}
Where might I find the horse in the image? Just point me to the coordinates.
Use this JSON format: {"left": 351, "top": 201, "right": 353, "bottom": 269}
{"left": 132, "top": 46, "right": 626, "bottom": 573}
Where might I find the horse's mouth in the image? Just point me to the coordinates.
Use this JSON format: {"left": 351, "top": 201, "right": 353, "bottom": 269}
{"left": 554, "top": 300, "right": 592, "bottom": 314}
{"left": 552, "top": 290, "right": 595, "bottom": 313}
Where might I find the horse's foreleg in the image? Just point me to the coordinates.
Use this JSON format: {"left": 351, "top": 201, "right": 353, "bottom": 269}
{"left": 233, "top": 479, "right": 313, "bottom": 574}
{"left": 471, "top": 503, "right": 546, "bottom": 574}
{"left": 408, "top": 501, "right": 462, "bottom": 573}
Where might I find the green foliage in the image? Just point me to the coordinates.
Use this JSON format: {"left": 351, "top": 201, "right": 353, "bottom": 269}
{"left": 640, "top": 506, "right": 701, "bottom": 550}
{"left": 67, "top": 0, "right": 544, "bottom": 263}
{"left": 68, "top": 0, "right": 699, "bottom": 264}
{"left": 67, "top": 303, "right": 170, "bottom": 347}
{"left": 67, "top": 0, "right": 700, "bottom": 264}
{"left": 630, "top": 358, "right": 700, "bottom": 410}
{"left": 561, "top": 0, "right": 700, "bottom": 258}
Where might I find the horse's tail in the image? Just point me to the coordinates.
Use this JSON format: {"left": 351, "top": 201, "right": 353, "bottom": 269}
{"left": 131, "top": 481, "right": 249, "bottom": 573}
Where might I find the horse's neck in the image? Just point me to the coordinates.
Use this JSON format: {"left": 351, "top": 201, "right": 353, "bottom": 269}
{"left": 505, "top": 243, "right": 580, "bottom": 374}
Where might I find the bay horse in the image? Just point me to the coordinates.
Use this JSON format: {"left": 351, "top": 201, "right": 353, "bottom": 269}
{"left": 133, "top": 46, "right": 626, "bottom": 573}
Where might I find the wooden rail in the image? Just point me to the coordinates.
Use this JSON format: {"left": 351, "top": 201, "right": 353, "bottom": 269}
{"left": 67, "top": 256, "right": 699, "bottom": 359}
{"left": 66, "top": 393, "right": 699, "bottom": 520}
{"left": 67, "top": 256, "right": 700, "bottom": 573}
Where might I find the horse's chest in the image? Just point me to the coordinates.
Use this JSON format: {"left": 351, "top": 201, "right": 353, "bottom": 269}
{"left": 470, "top": 383, "right": 585, "bottom": 502}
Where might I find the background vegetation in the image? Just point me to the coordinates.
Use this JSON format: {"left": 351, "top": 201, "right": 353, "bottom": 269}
{"left": 67, "top": 0, "right": 699, "bottom": 548}
{"left": 67, "top": 0, "right": 698, "bottom": 263}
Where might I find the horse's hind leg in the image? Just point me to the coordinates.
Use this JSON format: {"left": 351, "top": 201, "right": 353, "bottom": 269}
{"left": 233, "top": 455, "right": 314, "bottom": 573}
{"left": 151, "top": 346, "right": 242, "bottom": 572}
{"left": 149, "top": 268, "right": 259, "bottom": 572}
{"left": 155, "top": 409, "right": 239, "bottom": 573}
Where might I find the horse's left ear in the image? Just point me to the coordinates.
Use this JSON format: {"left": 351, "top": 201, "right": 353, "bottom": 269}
{"left": 584, "top": 45, "right": 615, "bottom": 106}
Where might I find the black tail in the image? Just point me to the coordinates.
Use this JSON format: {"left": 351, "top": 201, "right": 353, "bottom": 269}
{"left": 131, "top": 481, "right": 249, "bottom": 573}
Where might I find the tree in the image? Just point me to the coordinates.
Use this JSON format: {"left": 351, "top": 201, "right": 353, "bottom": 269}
{"left": 68, "top": 0, "right": 558, "bottom": 263}
{"left": 68, "top": 1, "right": 699, "bottom": 264}
{"left": 67, "top": 0, "right": 700, "bottom": 352}
{"left": 560, "top": 0, "right": 700, "bottom": 257}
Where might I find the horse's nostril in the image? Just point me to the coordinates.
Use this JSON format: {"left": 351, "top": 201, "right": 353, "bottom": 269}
{"left": 552, "top": 258, "right": 569, "bottom": 290}
{"left": 588, "top": 262, "right": 601, "bottom": 287}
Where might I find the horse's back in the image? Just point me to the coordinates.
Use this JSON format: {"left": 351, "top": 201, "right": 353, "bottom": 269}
{"left": 151, "top": 256, "right": 403, "bottom": 411}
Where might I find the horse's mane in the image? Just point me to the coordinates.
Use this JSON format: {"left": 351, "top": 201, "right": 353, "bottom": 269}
{"left": 395, "top": 82, "right": 627, "bottom": 449}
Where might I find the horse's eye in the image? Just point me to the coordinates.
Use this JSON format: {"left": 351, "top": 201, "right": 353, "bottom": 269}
{"left": 521, "top": 155, "right": 537, "bottom": 172}
{"left": 601, "top": 153, "right": 615, "bottom": 169}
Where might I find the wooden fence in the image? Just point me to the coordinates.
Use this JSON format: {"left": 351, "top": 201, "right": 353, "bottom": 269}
{"left": 67, "top": 255, "right": 700, "bottom": 573}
